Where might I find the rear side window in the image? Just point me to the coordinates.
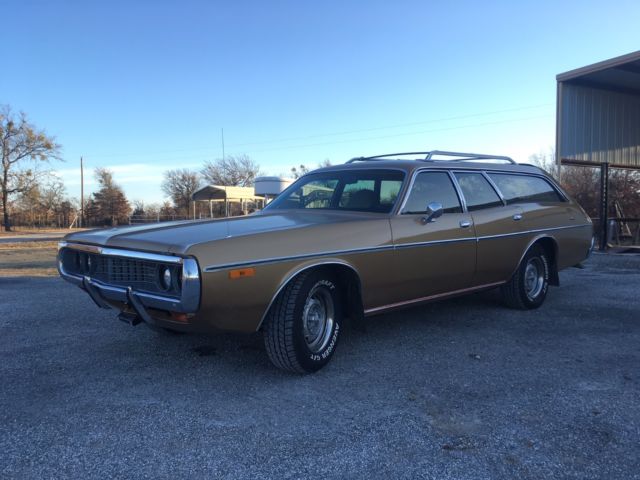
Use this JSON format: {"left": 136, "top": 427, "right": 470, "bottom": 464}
{"left": 402, "top": 171, "right": 462, "bottom": 214}
{"left": 488, "top": 173, "right": 564, "bottom": 204}
{"left": 454, "top": 172, "right": 503, "bottom": 211}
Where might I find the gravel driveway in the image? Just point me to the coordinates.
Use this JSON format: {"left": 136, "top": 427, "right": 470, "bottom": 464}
{"left": 1, "top": 254, "right": 638, "bottom": 479}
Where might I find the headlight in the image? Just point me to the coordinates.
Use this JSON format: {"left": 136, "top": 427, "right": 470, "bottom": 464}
{"left": 160, "top": 266, "right": 172, "bottom": 290}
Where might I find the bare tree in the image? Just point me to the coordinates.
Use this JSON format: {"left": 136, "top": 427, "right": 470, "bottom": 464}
{"left": 39, "top": 176, "right": 66, "bottom": 222}
{"left": 161, "top": 169, "right": 201, "bottom": 215}
{"left": 290, "top": 160, "right": 331, "bottom": 179}
{"left": 131, "top": 199, "right": 145, "bottom": 217}
{"left": 529, "top": 148, "right": 560, "bottom": 180}
{"left": 290, "top": 164, "right": 310, "bottom": 179}
{"left": 202, "top": 155, "right": 261, "bottom": 187}
{"left": 89, "top": 168, "right": 130, "bottom": 226}
{"left": 529, "top": 148, "right": 640, "bottom": 218}
{"left": 0, "top": 105, "right": 61, "bottom": 231}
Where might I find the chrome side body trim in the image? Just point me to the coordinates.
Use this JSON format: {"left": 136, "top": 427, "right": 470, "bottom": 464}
{"left": 203, "top": 245, "right": 395, "bottom": 272}
{"left": 476, "top": 224, "right": 590, "bottom": 241}
{"left": 202, "top": 224, "right": 592, "bottom": 272}
{"left": 364, "top": 281, "right": 506, "bottom": 315}
{"left": 256, "top": 260, "right": 360, "bottom": 331}
{"left": 395, "top": 237, "right": 476, "bottom": 249}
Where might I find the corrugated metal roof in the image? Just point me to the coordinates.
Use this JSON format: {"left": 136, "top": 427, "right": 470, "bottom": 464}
{"left": 192, "top": 185, "right": 261, "bottom": 201}
{"left": 557, "top": 50, "right": 640, "bottom": 85}
{"left": 557, "top": 51, "right": 640, "bottom": 168}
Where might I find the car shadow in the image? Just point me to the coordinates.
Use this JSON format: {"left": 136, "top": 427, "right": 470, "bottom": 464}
{"left": 146, "top": 287, "right": 509, "bottom": 376}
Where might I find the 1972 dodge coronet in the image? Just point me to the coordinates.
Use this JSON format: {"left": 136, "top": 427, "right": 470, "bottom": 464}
{"left": 58, "top": 151, "right": 593, "bottom": 373}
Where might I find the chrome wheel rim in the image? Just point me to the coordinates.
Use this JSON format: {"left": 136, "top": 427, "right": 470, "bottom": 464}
{"left": 302, "top": 284, "right": 335, "bottom": 354}
{"left": 524, "top": 257, "right": 545, "bottom": 300}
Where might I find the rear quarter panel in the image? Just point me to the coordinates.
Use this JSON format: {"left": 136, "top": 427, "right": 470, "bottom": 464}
{"left": 520, "top": 199, "right": 592, "bottom": 269}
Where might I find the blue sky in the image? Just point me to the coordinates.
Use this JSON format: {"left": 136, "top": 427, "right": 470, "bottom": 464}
{"left": 2, "top": 0, "right": 639, "bottom": 204}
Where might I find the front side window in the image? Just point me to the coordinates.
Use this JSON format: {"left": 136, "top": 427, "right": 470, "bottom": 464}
{"left": 265, "top": 170, "right": 405, "bottom": 213}
{"left": 402, "top": 171, "right": 462, "bottom": 214}
{"left": 488, "top": 173, "right": 564, "bottom": 204}
{"left": 454, "top": 172, "right": 503, "bottom": 211}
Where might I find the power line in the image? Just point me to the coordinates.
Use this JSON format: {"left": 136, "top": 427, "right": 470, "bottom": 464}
{"left": 227, "top": 103, "right": 553, "bottom": 148}
{"left": 242, "top": 113, "right": 553, "bottom": 154}
{"left": 75, "top": 112, "right": 552, "bottom": 166}
{"left": 79, "top": 103, "right": 552, "bottom": 160}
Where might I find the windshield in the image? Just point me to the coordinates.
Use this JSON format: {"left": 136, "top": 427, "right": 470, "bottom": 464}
{"left": 265, "top": 169, "right": 405, "bottom": 213}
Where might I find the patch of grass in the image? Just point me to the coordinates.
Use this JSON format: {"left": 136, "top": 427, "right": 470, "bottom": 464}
{"left": 0, "top": 242, "right": 58, "bottom": 277}
{"left": 0, "top": 268, "right": 58, "bottom": 277}
{"left": 0, "top": 241, "right": 59, "bottom": 250}
{"left": 0, "top": 228, "right": 87, "bottom": 237}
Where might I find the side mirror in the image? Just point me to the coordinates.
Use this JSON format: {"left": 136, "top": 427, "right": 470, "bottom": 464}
{"left": 421, "top": 202, "right": 443, "bottom": 224}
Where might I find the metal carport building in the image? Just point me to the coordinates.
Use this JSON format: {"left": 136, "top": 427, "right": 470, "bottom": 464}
{"left": 556, "top": 50, "right": 640, "bottom": 249}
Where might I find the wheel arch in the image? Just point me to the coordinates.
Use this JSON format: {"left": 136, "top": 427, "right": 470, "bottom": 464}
{"left": 256, "top": 259, "right": 363, "bottom": 331}
{"left": 515, "top": 235, "right": 560, "bottom": 286}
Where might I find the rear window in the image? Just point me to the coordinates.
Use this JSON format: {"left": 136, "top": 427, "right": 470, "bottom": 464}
{"left": 265, "top": 170, "right": 405, "bottom": 213}
{"left": 488, "top": 173, "right": 564, "bottom": 204}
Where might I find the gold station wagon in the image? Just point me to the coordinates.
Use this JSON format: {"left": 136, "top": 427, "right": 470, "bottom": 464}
{"left": 58, "top": 151, "right": 594, "bottom": 373}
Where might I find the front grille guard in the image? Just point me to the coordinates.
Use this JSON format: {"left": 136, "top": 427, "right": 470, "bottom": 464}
{"left": 58, "top": 242, "right": 201, "bottom": 323}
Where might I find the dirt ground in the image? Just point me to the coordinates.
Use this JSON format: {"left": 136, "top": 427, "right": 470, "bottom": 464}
{"left": 1, "top": 253, "right": 638, "bottom": 479}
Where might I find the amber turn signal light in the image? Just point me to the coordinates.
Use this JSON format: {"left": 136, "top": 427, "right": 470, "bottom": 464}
{"left": 229, "top": 268, "right": 256, "bottom": 279}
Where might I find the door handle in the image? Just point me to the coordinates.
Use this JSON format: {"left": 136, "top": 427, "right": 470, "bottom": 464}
{"left": 513, "top": 214, "right": 523, "bottom": 221}
{"left": 459, "top": 220, "right": 472, "bottom": 228}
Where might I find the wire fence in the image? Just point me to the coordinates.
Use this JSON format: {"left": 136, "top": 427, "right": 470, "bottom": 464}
{"left": 1, "top": 212, "right": 75, "bottom": 230}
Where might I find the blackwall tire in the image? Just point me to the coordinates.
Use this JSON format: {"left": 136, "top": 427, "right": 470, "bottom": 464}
{"left": 263, "top": 270, "right": 342, "bottom": 373}
{"left": 501, "top": 244, "right": 550, "bottom": 310}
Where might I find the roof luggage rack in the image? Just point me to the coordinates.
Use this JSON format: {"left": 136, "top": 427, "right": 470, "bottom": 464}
{"left": 347, "top": 150, "right": 516, "bottom": 164}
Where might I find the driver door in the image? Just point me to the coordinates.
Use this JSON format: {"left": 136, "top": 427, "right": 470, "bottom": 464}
{"left": 389, "top": 170, "right": 476, "bottom": 302}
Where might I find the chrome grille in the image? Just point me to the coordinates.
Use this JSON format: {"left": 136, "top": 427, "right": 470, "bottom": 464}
{"left": 61, "top": 249, "right": 180, "bottom": 297}
{"left": 97, "top": 257, "right": 157, "bottom": 284}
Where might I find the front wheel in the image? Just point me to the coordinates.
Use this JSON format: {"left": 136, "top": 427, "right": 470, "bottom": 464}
{"left": 501, "top": 244, "right": 550, "bottom": 309}
{"left": 263, "top": 270, "right": 342, "bottom": 373}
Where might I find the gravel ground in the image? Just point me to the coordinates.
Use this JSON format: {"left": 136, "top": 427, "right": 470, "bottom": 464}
{"left": 1, "top": 253, "right": 639, "bottom": 479}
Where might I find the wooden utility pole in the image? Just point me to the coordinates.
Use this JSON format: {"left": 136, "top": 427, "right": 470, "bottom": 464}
{"left": 80, "top": 156, "right": 84, "bottom": 228}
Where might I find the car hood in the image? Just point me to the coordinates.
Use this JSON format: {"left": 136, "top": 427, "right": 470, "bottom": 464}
{"left": 62, "top": 210, "right": 382, "bottom": 255}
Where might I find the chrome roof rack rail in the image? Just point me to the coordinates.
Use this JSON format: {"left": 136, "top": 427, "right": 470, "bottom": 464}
{"left": 347, "top": 150, "right": 516, "bottom": 164}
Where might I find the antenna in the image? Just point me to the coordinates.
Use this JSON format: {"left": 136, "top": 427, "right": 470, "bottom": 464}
{"left": 80, "top": 156, "right": 84, "bottom": 228}
{"left": 221, "top": 128, "right": 225, "bottom": 160}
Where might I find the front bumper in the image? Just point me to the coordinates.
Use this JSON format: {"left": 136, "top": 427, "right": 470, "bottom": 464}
{"left": 58, "top": 242, "right": 201, "bottom": 319}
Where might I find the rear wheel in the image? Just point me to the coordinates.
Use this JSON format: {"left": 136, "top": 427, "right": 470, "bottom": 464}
{"left": 263, "top": 270, "right": 342, "bottom": 373}
{"left": 501, "top": 244, "right": 550, "bottom": 309}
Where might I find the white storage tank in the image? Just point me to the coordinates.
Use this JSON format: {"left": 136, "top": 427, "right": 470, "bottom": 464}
{"left": 254, "top": 176, "right": 293, "bottom": 202}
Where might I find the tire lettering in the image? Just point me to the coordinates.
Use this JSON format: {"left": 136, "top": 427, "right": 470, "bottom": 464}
{"left": 310, "top": 323, "right": 340, "bottom": 361}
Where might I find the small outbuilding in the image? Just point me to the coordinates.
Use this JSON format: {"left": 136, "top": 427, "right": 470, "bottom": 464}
{"left": 192, "top": 185, "right": 265, "bottom": 217}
